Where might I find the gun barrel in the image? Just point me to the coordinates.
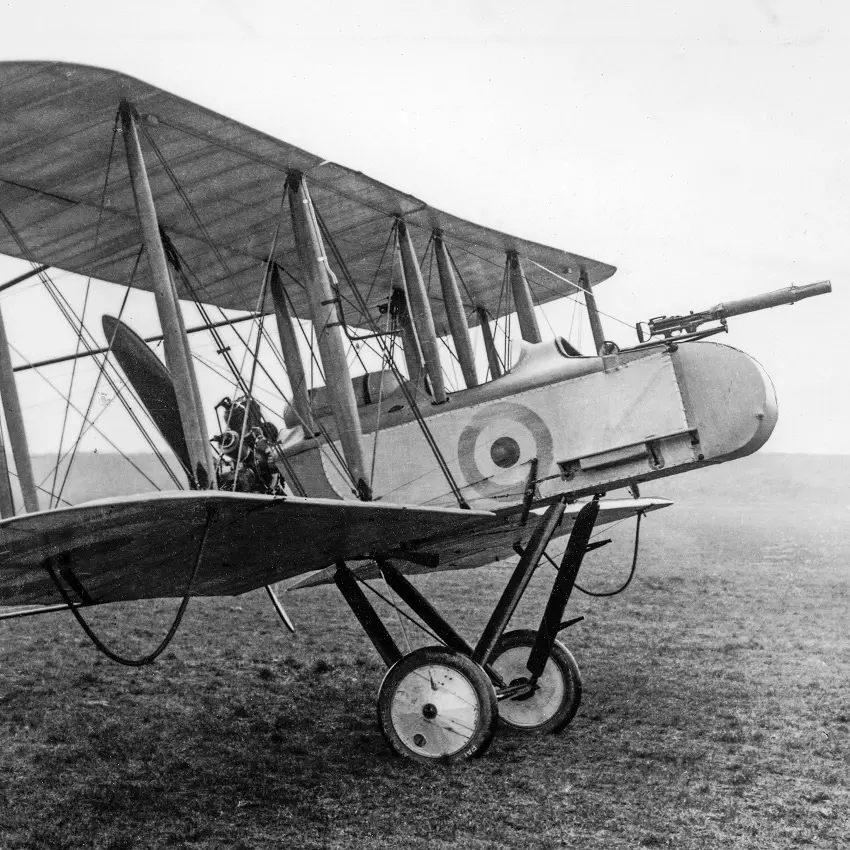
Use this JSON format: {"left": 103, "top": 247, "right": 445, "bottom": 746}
{"left": 711, "top": 280, "right": 832, "bottom": 320}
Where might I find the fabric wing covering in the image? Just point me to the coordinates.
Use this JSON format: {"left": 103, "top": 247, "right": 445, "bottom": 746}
{"left": 0, "top": 492, "right": 495, "bottom": 607}
{"left": 0, "top": 62, "right": 615, "bottom": 335}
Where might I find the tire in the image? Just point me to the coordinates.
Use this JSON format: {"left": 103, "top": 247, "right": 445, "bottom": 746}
{"left": 491, "top": 629, "right": 582, "bottom": 734}
{"left": 377, "top": 646, "right": 499, "bottom": 763}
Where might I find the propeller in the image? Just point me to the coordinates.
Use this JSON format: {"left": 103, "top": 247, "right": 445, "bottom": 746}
{"left": 101, "top": 316, "right": 297, "bottom": 634}
{"left": 102, "top": 315, "right": 192, "bottom": 479}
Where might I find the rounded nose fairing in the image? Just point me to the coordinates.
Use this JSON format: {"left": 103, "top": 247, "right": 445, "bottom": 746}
{"left": 674, "top": 341, "right": 778, "bottom": 463}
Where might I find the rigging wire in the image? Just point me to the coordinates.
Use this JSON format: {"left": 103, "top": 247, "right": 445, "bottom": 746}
{"left": 231, "top": 237, "right": 276, "bottom": 489}
{"left": 521, "top": 258, "right": 635, "bottom": 332}
{"left": 378, "top": 562, "right": 414, "bottom": 654}
{"left": 141, "top": 112, "right": 634, "bottom": 337}
{"left": 51, "top": 108, "right": 121, "bottom": 506}
{"left": 7, "top": 469, "right": 73, "bottom": 508}
{"left": 135, "top": 134, "right": 359, "bottom": 493}
{"left": 7, "top": 341, "right": 164, "bottom": 491}
{"left": 163, "top": 232, "right": 355, "bottom": 490}
{"left": 38, "top": 272, "right": 180, "bottom": 493}
{"left": 51, "top": 276, "right": 91, "bottom": 506}
{"left": 368, "top": 274, "right": 399, "bottom": 488}
{"left": 38, "top": 373, "right": 173, "bottom": 498}
{"left": 0, "top": 211, "right": 180, "bottom": 495}
{"left": 312, "top": 204, "right": 469, "bottom": 509}
{"left": 54, "top": 258, "right": 184, "bottom": 499}
{"left": 360, "top": 575, "right": 442, "bottom": 646}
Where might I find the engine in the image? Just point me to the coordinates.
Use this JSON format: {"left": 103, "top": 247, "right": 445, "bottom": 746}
{"left": 211, "top": 396, "right": 286, "bottom": 495}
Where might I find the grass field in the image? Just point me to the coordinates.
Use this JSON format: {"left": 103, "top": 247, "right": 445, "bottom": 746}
{"left": 1, "top": 454, "right": 848, "bottom": 849}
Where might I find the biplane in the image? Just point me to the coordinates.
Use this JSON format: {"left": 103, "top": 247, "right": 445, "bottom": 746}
{"left": 0, "top": 62, "right": 831, "bottom": 763}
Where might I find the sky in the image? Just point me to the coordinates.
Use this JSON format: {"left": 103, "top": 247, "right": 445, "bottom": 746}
{"left": 0, "top": 0, "right": 847, "bottom": 463}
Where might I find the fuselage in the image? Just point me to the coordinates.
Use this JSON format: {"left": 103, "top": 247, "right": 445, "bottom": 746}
{"left": 282, "top": 339, "right": 778, "bottom": 509}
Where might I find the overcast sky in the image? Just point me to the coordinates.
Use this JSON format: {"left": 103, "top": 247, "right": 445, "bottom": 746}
{"left": 0, "top": 1, "right": 847, "bottom": 459}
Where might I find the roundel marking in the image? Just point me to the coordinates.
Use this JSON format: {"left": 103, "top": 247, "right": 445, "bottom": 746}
{"left": 457, "top": 402, "right": 554, "bottom": 498}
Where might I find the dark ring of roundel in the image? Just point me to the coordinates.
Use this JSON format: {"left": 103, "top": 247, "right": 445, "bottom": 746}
{"left": 457, "top": 402, "right": 554, "bottom": 498}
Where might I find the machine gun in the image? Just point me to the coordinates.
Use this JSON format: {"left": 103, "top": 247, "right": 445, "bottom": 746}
{"left": 636, "top": 281, "right": 832, "bottom": 343}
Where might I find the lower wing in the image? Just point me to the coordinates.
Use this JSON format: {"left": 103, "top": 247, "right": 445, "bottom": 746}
{"left": 0, "top": 492, "right": 670, "bottom": 607}
{"left": 288, "top": 496, "right": 671, "bottom": 589}
{"left": 0, "top": 492, "right": 492, "bottom": 607}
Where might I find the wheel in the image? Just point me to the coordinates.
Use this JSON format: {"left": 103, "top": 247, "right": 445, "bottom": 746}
{"left": 377, "top": 646, "right": 498, "bottom": 763}
{"left": 490, "top": 629, "right": 582, "bottom": 734}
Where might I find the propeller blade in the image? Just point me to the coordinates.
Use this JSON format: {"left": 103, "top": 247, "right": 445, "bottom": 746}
{"left": 102, "top": 315, "right": 193, "bottom": 477}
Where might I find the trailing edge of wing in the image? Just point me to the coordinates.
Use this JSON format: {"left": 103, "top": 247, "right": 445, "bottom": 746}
{"left": 0, "top": 62, "right": 615, "bottom": 336}
{"left": 0, "top": 491, "right": 494, "bottom": 607}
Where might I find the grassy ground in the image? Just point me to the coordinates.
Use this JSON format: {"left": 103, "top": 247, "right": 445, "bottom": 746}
{"left": 1, "top": 456, "right": 848, "bottom": 848}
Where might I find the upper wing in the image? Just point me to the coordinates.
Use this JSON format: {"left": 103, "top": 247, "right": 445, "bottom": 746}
{"left": 0, "top": 491, "right": 493, "bottom": 607}
{"left": 289, "top": 497, "right": 672, "bottom": 589}
{"left": 0, "top": 62, "right": 615, "bottom": 335}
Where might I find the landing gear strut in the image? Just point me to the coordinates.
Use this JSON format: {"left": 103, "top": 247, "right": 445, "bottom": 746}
{"left": 334, "top": 496, "right": 601, "bottom": 762}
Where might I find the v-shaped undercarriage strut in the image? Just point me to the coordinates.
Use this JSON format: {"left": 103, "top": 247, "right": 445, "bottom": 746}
{"left": 331, "top": 495, "right": 600, "bottom": 762}
{"left": 331, "top": 493, "right": 598, "bottom": 683}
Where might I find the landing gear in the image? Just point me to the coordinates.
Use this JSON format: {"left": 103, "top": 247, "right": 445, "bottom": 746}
{"left": 377, "top": 646, "right": 498, "bottom": 763}
{"left": 334, "top": 497, "right": 601, "bottom": 762}
{"left": 491, "top": 629, "right": 582, "bottom": 734}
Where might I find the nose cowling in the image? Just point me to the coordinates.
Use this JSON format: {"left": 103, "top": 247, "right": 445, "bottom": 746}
{"left": 673, "top": 341, "right": 778, "bottom": 463}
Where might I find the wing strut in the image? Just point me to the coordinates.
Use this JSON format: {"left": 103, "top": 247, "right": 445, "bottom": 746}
{"left": 397, "top": 221, "right": 447, "bottom": 403}
{"left": 508, "top": 251, "right": 542, "bottom": 344}
{"left": 0, "top": 298, "right": 38, "bottom": 512}
{"left": 390, "top": 284, "right": 425, "bottom": 388}
{"left": 582, "top": 265, "right": 607, "bottom": 355}
{"left": 270, "top": 265, "right": 314, "bottom": 434}
{"left": 119, "top": 102, "right": 216, "bottom": 490}
{"left": 476, "top": 306, "right": 503, "bottom": 379}
{"left": 287, "top": 172, "right": 369, "bottom": 498}
{"left": 435, "top": 233, "right": 478, "bottom": 388}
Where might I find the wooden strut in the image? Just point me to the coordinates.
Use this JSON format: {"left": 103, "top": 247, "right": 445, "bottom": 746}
{"left": 434, "top": 233, "right": 478, "bottom": 388}
{"left": 0, "top": 264, "right": 48, "bottom": 296}
{"left": 390, "top": 285, "right": 425, "bottom": 388}
{"left": 476, "top": 306, "right": 503, "bottom": 380}
{"left": 507, "top": 251, "right": 542, "bottom": 344}
{"left": 397, "top": 220, "right": 447, "bottom": 403}
{"left": 337, "top": 502, "right": 584, "bottom": 688}
{"left": 13, "top": 312, "right": 262, "bottom": 374}
{"left": 120, "top": 102, "right": 215, "bottom": 490}
{"left": 0, "top": 299, "right": 38, "bottom": 512}
{"left": 287, "top": 172, "right": 370, "bottom": 498}
{"left": 526, "top": 498, "right": 599, "bottom": 679}
{"left": 333, "top": 562, "right": 402, "bottom": 666}
{"left": 270, "top": 265, "right": 313, "bottom": 434}
{"left": 581, "top": 264, "right": 606, "bottom": 355}
{"left": 0, "top": 414, "right": 14, "bottom": 517}
{"left": 472, "top": 497, "right": 568, "bottom": 667}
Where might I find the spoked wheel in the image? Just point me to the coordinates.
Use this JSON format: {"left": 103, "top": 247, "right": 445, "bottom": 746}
{"left": 377, "top": 646, "right": 498, "bottom": 763}
{"left": 491, "top": 629, "right": 582, "bottom": 734}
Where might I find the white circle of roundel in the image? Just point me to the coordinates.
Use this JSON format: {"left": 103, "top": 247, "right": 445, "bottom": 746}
{"left": 457, "top": 402, "right": 553, "bottom": 498}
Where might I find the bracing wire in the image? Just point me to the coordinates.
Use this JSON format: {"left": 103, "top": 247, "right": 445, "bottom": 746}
{"left": 7, "top": 340, "right": 165, "bottom": 492}
{"left": 312, "top": 204, "right": 469, "bottom": 509}
{"left": 135, "top": 132, "right": 360, "bottom": 493}
{"left": 0, "top": 211, "right": 180, "bottom": 495}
